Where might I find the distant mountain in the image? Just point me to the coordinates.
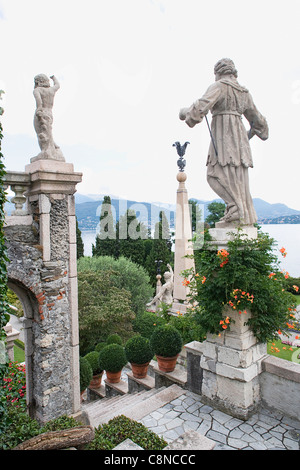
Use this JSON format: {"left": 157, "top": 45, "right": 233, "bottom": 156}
{"left": 191, "top": 197, "right": 300, "bottom": 224}
{"left": 5, "top": 193, "right": 300, "bottom": 229}
{"left": 75, "top": 197, "right": 175, "bottom": 231}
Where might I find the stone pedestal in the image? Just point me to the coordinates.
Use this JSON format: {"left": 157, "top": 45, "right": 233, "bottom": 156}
{"left": 200, "top": 308, "right": 267, "bottom": 420}
{"left": 209, "top": 222, "right": 257, "bottom": 250}
{"left": 199, "top": 224, "right": 267, "bottom": 419}
{"left": 171, "top": 171, "right": 195, "bottom": 315}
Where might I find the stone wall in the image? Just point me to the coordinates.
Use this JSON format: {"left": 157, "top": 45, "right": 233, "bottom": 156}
{"left": 260, "top": 355, "right": 300, "bottom": 421}
{"left": 4, "top": 161, "right": 82, "bottom": 423}
{"left": 186, "top": 340, "right": 300, "bottom": 422}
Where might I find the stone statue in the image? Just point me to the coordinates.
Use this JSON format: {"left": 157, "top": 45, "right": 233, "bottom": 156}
{"left": 179, "top": 58, "right": 269, "bottom": 226}
{"left": 33, "top": 74, "right": 64, "bottom": 162}
{"left": 147, "top": 264, "right": 174, "bottom": 310}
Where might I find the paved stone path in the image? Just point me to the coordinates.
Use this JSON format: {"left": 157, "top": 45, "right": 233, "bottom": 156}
{"left": 139, "top": 390, "right": 300, "bottom": 450}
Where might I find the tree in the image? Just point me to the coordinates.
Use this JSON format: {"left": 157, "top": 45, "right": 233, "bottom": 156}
{"left": 92, "top": 196, "right": 117, "bottom": 258}
{"left": 76, "top": 217, "right": 84, "bottom": 259}
{"left": 77, "top": 255, "right": 153, "bottom": 316}
{"left": 205, "top": 201, "right": 226, "bottom": 227}
{"left": 116, "top": 209, "right": 147, "bottom": 266}
{"left": 145, "top": 211, "right": 172, "bottom": 287}
{"left": 77, "top": 270, "right": 135, "bottom": 355}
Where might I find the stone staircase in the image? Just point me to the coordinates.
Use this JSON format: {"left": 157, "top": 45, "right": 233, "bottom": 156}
{"left": 82, "top": 384, "right": 185, "bottom": 428}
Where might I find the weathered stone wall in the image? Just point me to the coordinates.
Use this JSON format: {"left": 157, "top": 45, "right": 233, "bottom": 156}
{"left": 4, "top": 161, "right": 82, "bottom": 423}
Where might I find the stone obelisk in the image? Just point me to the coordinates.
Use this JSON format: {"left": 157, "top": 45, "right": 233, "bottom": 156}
{"left": 171, "top": 142, "right": 195, "bottom": 315}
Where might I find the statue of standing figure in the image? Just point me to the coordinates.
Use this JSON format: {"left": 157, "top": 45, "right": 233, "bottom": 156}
{"left": 32, "top": 74, "right": 64, "bottom": 162}
{"left": 179, "top": 58, "right": 269, "bottom": 226}
{"left": 147, "top": 264, "right": 174, "bottom": 311}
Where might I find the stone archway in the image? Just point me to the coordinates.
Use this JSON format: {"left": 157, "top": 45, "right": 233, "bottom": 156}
{"left": 7, "top": 278, "right": 38, "bottom": 418}
{"left": 4, "top": 159, "right": 82, "bottom": 423}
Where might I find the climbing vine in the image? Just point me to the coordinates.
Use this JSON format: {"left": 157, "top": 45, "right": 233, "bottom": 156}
{"left": 184, "top": 228, "right": 297, "bottom": 343}
{"left": 0, "top": 93, "right": 9, "bottom": 373}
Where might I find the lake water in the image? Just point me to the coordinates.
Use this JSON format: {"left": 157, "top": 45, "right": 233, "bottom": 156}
{"left": 81, "top": 224, "right": 300, "bottom": 277}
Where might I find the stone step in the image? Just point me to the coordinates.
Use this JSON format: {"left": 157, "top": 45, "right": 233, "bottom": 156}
{"left": 82, "top": 384, "right": 185, "bottom": 428}
{"left": 82, "top": 386, "right": 166, "bottom": 427}
{"left": 124, "top": 384, "right": 186, "bottom": 421}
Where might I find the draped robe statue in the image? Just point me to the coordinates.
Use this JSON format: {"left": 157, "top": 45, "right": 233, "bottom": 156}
{"left": 179, "top": 58, "right": 268, "bottom": 226}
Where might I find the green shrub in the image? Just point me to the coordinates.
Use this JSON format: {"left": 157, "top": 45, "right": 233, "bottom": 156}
{"left": 133, "top": 310, "right": 166, "bottom": 339}
{"left": 95, "top": 342, "right": 107, "bottom": 352}
{"left": 77, "top": 256, "right": 153, "bottom": 316}
{"left": 106, "top": 333, "right": 122, "bottom": 345}
{"left": 86, "top": 415, "right": 167, "bottom": 450}
{"left": 125, "top": 335, "right": 154, "bottom": 364}
{"left": 84, "top": 351, "right": 103, "bottom": 375}
{"left": 40, "top": 415, "right": 82, "bottom": 433}
{"left": 79, "top": 357, "right": 93, "bottom": 392}
{"left": 150, "top": 325, "right": 183, "bottom": 357}
{"left": 98, "top": 344, "right": 128, "bottom": 373}
{"left": 0, "top": 404, "right": 41, "bottom": 450}
{"left": 77, "top": 270, "right": 135, "bottom": 355}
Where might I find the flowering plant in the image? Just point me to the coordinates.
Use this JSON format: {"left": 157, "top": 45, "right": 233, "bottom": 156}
{"left": 1, "top": 362, "right": 26, "bottom": 409}
{"left": 183, "top": 229, "right": 296, "bottom": 343}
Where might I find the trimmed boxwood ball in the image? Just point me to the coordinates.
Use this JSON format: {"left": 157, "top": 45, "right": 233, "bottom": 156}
{"left": 106, "top": 334, "right": 123, "bottom": 345}
{"left": 79, "top": 356, "right": 93, "bottom": 392}
{"left": 125, "top": 335, "right": 154, "bottom": 364}
{"left": 150, "top": 325, "right": 183, "bottom": 358}
{"left": 98, "top": 344, "right": 128, "bottom": 373}
{"left": 84, "top": 351, "right": 103, "bottom": 375}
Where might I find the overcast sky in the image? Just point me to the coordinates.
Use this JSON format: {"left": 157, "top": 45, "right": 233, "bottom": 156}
{"left": 1, "top": 0, "right": 300, "bottom": 209}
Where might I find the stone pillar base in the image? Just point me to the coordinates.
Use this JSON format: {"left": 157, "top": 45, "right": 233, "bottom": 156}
{"left": 200, "top": 308, "right": 267, "bottom": 420}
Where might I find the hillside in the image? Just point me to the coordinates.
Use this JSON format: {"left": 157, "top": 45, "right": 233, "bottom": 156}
{"left": 5, "top": 194, "right": 300, "bottom": 230}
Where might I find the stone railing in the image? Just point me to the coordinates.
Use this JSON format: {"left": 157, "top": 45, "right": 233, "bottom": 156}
{"left": 4, "top": 171, "right": 32, "bottom": 222}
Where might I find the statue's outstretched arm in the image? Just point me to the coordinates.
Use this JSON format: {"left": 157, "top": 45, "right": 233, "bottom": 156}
{"left": 50, "top": 75, "right": 60, "bottom": 91}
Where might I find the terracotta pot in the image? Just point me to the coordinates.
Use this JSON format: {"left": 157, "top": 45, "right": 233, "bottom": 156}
{"left": 89, "top": 372, "right": 103, "bottom": 389}
{"left": 156, "top": 354, "right": 178, "bottom": 373}
{"left": 131, "top": 362, "right": 150, "bottom": 379}
{"left": 105, "top": 370, "right": 122, "bottom": 383}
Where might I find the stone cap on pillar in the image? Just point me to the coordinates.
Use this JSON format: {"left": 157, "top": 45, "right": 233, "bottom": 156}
{"left": 25, "top": 159, "right": 82, "bottom": 196}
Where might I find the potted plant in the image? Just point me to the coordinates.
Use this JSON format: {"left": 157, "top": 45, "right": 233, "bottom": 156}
{"left": 98, "top": 343, "right": 128, "bottom": 383}
{"left": 79, "top": 356, "right": 93, "bottom": 400}
{"left": 125, "top": 335, "right": 154, "bottom": 378}
{"left": 84, "top": 351, "right": 104, "bottom": 388}
{"left": 150, "top": 325, "right": 183, "bottom": 372}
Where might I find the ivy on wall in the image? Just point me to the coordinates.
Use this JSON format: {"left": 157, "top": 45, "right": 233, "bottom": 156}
{"left": 0, "top": 94, "right": 9, "bottom": 373}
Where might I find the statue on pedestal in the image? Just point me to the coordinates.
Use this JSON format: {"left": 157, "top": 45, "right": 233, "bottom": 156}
{"left": 32, "top": 74, "right": 64, "bottom": 162}
{"left": 179, "top": 58, "right": 268, "bottom": 226}
{"left": 147, "top": 264, "right": 174, "bottom": 311}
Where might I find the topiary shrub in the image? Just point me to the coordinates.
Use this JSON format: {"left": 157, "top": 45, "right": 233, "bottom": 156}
{"left": 84, "top": 351, "right": 103, "bottom": 375}
{"left": 98, "top": 344, "right": 128, "bottom": 373}
{"left": 106, "top": 333, "right": 122, "bottom": 345}
{"left": 95, "top": 342, "right": 107, "bottom": 352}
{"left": 133, "top": 310, "right": 166, "bottom": 339}
{"left": 79, "top": 357, "right": 93, "bottom": 392}
{"left": 150, "top": 325, "right": 183, "bottom": 358}
{"left": 125, "top": 335, "right": 154, "bottom": 365}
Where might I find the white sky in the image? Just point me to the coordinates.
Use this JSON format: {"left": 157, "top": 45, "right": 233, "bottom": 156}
{"left": 1, "top": 0, "right": 300, "bottom": 209}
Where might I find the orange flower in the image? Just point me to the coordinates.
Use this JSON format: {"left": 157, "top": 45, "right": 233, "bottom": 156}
{"left": 222, "top": 324, "right": 228, "bottom": 329}
{"left": 182, "top": 278, "right": 190, "bottom": 286}
{"left": 279, "top": 247, "right": 287, "bottom": 257}
{"left": 293, "top": 285, "right": 299, "bottom": 292}
{"left": 202, "top": 276, "right": 206, "bottom": 284}
{"left": 269, "top": 272, "right": 275, "bottom": 278}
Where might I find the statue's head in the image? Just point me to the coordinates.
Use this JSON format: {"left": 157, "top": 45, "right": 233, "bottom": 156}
{"left": 214, "top": 58, "right": 238, "bottom": 79}
{"left": 34, "top": 74, "right": 50, "bottom": 88}
{"left": 164, "top": 271, "right": 172, "bottom": 280}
